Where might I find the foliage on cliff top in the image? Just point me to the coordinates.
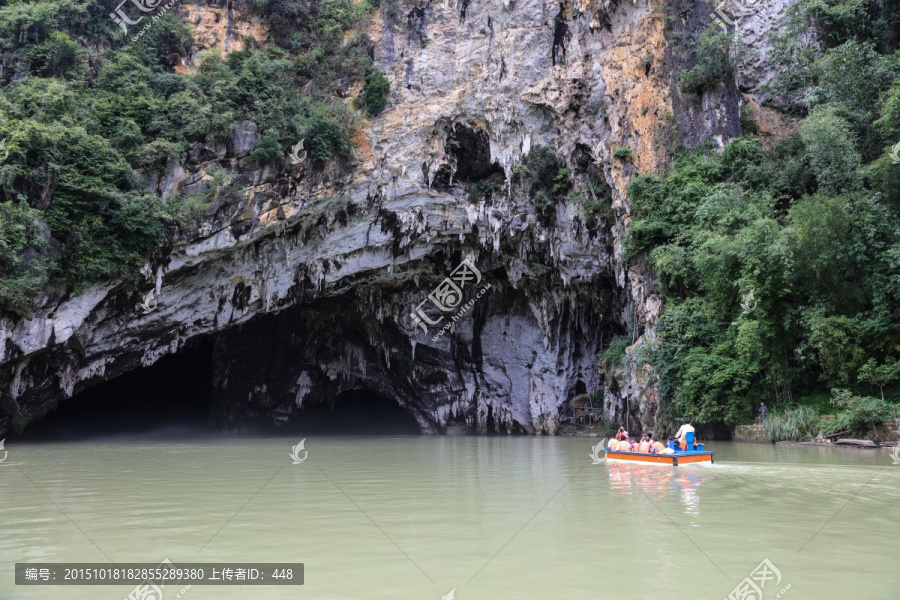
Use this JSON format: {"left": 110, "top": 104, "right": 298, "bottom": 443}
{"left": 0, "top": 0, "right": 389, "bottom": 312}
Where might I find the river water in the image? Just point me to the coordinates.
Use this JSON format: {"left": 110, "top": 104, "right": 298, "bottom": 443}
{"left": 1, "top": 436, "right": 898, "bottom": 599}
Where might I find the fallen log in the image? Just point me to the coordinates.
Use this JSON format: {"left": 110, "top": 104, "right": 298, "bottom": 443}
{"left": 822, "top": 429, "right": 852, "bottom": 439}
{"left": 834, "top": 439, "right": 877, "bottom": 447}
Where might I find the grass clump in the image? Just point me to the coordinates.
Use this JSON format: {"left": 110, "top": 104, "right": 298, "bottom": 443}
{"left": 613, "top": 146, "right": 633, "bottom": 160}
{"left": 763, "top": 406, "right": 822, "bottom": 441}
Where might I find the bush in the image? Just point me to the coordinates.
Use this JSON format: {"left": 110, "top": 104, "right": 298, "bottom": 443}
{"left": 468, "top": 179, "right": 502, "bottom": 199}
{"left": 830, "top": 388, "right": 893, "bottom": 435}
{"left": 613, "top": 146, "right": 633, "bottom": 160}
{"left": 362, "top": 70, "right": 390, "bottom": 116}
{"left": 598, "top": 335, "right": 631, "bottom": 387}
{"left": 0, "top": 0, "right": 96, "bottom": 50}
{"left": 303, "top": 106, "right": 354, "bottom": 162}
{"left": 252, "top": 0, "right": 311, "bottom": 46}
{"left": 129, "top": 12, "right": 194, "bottom": 68}
{"left": 740, "top": 104, "right": 761, "bottom": 136}
{"left": 678, "top": 26, "right": 738, "bottom": 96}
{"left": 513, "top": 146, "right": 572, "bottom": 212}
{"left": 250, "top": 129, "right": 284, "bottom": 166}
{"left": 312, "top": 0, "right": 372, "bottom": 44}
{"left": 566, "top": 185, "right": 607, "bottom": 221}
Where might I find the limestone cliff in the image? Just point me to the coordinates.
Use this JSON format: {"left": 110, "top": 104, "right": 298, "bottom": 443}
{"left": 0, "top": 0, "right": 778, "bottom": 436}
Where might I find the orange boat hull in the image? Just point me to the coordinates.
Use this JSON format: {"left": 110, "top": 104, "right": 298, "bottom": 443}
{"left": 604, "top": 450, "right": 714, "bottom": 465}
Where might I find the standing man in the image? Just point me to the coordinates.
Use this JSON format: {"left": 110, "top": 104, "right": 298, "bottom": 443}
{"left": 759, "top": 402, "right": 768, "bottom": 423}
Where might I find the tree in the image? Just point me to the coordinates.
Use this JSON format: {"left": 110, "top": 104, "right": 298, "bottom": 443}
{"left": 363, "top": 70, "right": 390, "bottom": 116}
{"left": 250, "top": 129, "right": 284, "bottom": 166}
{"left": 858, "top": 357, "right": 900, "bottom": 401}
{"left": 799, "top": 106, "right": 861, "bottom": 194}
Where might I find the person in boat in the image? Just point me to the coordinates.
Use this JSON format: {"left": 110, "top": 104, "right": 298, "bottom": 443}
{"left": 615, "top": 426, "right": 627, "bottom": 441}
{"left": 616, "top": 434, "right": 632, "bottom": 452}
{"left": 674, "top": 418, "right": 695, "bottom": 449}
{"left": 608, "top": 434, "right": 619, "bottom": 450}
{"left": 638, "top": 434, "right": 651, "bottom": 453}
{"left": 649, "top": 435, "right": 665, "bottom": 454}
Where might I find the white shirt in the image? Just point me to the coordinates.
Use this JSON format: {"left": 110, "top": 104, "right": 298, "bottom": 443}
{"left": 674, "top": 424, "right": 695, "bottom": 439}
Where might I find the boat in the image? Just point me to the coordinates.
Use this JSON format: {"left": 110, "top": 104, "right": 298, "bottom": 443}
{"left": 604, "top": 433, "right": 714, "bottom": 466}
{"left": 604, "top": 448, "right": 714, "bottom": 465}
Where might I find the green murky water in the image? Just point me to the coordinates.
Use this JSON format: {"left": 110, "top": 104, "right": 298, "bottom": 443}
{"left": 1, "top": 437, "right": 898, "bottom": 599}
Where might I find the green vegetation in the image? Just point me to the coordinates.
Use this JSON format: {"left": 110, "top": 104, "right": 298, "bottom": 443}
{"left": 467, "top": 179, "right": 503, "bottom": 199}
{"left": 362, "top": 70, "right": 390, "bottom": 116}
{"left": 574, "top": 190, "right": 608, "bottom": 221}
{"left": 763, "top": 405, "right": 822, "bottom": 442}
{"left": 0, "top": 202, "right": 53, "bottom": 308}
{"left": 740, "top": 104, "right": 761, "bottom": 136}
{"left": 565, "top": 167, "right": 611, "bottom": 222}
{"left": 628, "top": 0, "right": 900, "bottom": 427}
{"left": 628, "top": 135, "right": 900, "bottom": 424}
{"left": 613, "top": 147, "right": 633, "bottom": 160}
{"left": 829, "top": 388, "right": 895, "bottom": 434}
{"left": 512, "top": 146, "right": 572, "bottom": 214}
{"left": 529, "top": 263, "right": 550, "bottom": 276}
{"left": 763, "top": 390, "right": 895, "bottom": 441}
{"left": 598, "top": 335, "right": 631, "bottom": 388}
{"left": 677, "top": 26, "right": 740, "bottom": 96}
{"left": 763, "top": 0, "right": 899, "bottom": 113}
{"left": 0, "top": 0, "right": 386, "bottom": 312}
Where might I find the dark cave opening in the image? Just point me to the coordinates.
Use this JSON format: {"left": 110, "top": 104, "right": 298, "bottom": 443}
{"left": 15, "top": 338, "right": 214, "bottom": 441}
{"left": 432, "top": 123, "right": 504, "bottom": 192}
{"left": 486, "top": 404, "right": 499, "bottom": 435}
{"left": 294, "top": 389, "right": 422, "bottom": 435}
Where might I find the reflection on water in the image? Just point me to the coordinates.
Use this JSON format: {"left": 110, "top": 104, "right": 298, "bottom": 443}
{"left": 1, "top": 438, "right": 898, "bottom": 600}
{"left": 606, "top": 464, "right": 713, "bottom": 517}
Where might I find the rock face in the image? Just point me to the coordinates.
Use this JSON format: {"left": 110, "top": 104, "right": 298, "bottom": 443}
{"left": 0, "top": 0, "right": 768, "bottom": 436}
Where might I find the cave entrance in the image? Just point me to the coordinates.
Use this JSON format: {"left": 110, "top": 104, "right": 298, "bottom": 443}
{"left": 431, "top": 122, "right": 504, "bottom": 193}
{"left": 486, "top": 404, "right": 499, "bottom": 435}
{"left": 295, "top": 389, "right": 422, "bottom": 435}
{"left": 16, "top": 338, "right": 214, "bottom": 441}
